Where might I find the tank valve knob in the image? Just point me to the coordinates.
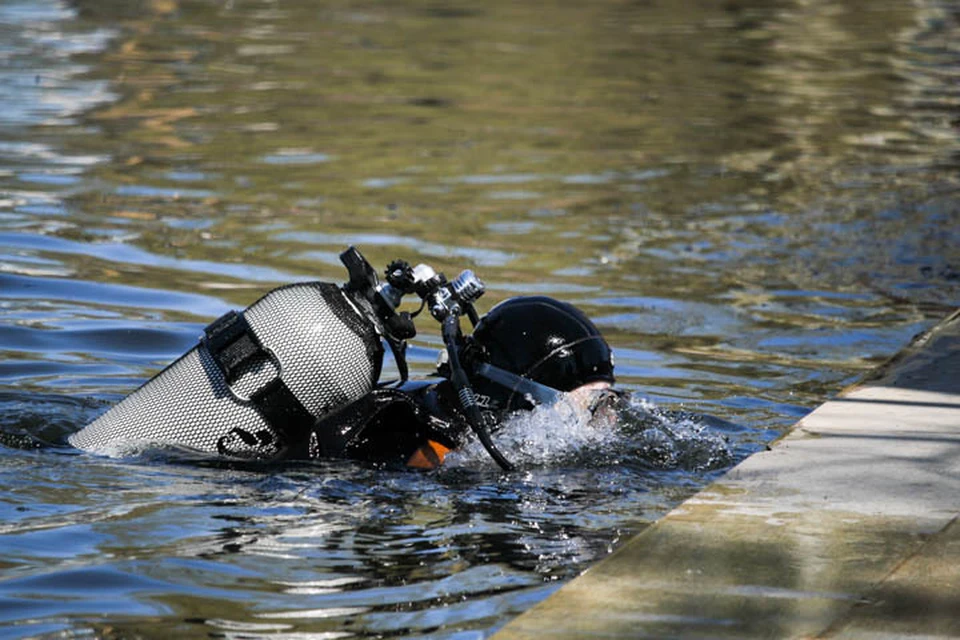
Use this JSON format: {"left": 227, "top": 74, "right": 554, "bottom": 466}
{"left": 451, "top": 270, "right": 485, "bottom": 304}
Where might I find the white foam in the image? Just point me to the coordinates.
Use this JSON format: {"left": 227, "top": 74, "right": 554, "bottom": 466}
{"left": 446, "top": 393, "right": 732, "bottom": 471}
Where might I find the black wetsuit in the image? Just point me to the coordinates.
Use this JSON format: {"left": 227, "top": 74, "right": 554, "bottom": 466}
{"left": 213, "top": 378, "right": 472, "bottom": 467}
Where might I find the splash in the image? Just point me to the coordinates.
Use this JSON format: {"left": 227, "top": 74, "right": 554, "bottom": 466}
{"left": 623, "top": 397, "right": 734, "bottom": 471}
{"left": 445, "top": 392, "right": 733, "bottom": 472}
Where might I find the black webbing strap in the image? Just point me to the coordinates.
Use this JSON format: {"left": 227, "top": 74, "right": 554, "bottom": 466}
{"left": 203, "top": 310, "right": 260, "bottom": 383}
{"left": 203, "top": 310, "right": 314, "bottom": 449}
{"left": 249, "top": 377, "right": 315, "bottom": 447}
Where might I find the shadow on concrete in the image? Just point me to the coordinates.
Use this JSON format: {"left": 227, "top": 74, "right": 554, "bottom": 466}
{"left": 831, "top": 396, "right": 960, "bottom": 409}
{"left": 861, "top": 310, "right": 960, "bottom": 396}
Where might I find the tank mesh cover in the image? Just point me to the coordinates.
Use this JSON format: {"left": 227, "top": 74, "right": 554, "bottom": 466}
{"left": 69, "top": 283, "right": 381, "bottom": 455}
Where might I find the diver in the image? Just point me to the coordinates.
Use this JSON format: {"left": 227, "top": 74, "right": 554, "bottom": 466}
{"left": 296, "top": 295, "right": 618, "bottom": 470}
{"left": 66, "top": 248, "right": 621, "bottom": 471}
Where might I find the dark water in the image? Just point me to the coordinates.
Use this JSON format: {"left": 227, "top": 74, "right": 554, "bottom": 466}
{"left": 1, "top": 0, "right": 959, "bottom": 637}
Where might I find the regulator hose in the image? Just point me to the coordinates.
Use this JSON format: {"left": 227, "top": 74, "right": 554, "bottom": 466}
{"left": 442, "top": 312, "right": 515, "bottom": 472}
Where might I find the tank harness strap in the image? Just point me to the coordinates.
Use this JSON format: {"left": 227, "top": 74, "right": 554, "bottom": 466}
{"left": 203, "top": 310, "right": 313, "bottom": 450}
{"left": 204, "top": 310, "right": 260, "bottom": 378}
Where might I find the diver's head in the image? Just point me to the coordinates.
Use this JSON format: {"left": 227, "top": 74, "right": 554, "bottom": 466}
{"left": 462, "top": 296, "right": 615, "bottom": 419}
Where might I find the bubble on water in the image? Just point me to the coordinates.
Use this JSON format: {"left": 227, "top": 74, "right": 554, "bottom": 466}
{"left": 445, "top": 392, "right": 733, "bottom": 472}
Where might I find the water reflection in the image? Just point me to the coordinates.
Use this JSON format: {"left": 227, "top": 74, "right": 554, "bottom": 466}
{"left": 1, "top": 0, "right": 959, "bottom": 637}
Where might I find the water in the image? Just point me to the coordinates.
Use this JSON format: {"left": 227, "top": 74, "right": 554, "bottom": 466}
{"left": 1, "top": 0, "right": 959, "bottom": 637}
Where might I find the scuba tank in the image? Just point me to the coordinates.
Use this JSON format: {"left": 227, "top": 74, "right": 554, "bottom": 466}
{"left": 69, "top": 247, "right": 416, "bottom": 458}
{"left": 70, "top": 245, "right": 518, "bottom": 471}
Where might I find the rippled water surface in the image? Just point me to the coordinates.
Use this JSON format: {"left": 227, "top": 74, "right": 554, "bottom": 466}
{"left": 2, "top": 0, "right": 959, "bottom": 638}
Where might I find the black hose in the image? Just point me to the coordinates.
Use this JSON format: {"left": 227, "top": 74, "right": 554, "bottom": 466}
{"left": 463, "top": 302, "right": 480, "bottom": 328}
{"left": 442, "top": 313, "right": 514, "bottom": 472}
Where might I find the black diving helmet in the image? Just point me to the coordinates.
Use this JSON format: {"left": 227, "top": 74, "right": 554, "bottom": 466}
{"left": 461, "top": 296, "right": 616, "bottom": 419}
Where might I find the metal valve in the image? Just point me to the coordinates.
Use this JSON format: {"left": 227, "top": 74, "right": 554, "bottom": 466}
{"left": 451, "top": 270, "right": 484, "bottom": 305}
